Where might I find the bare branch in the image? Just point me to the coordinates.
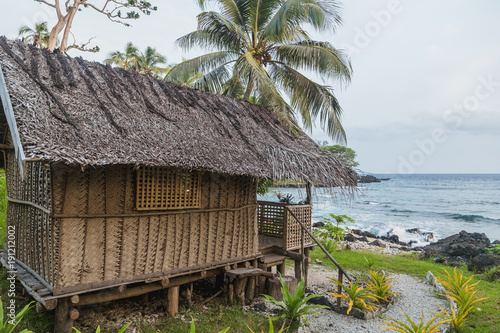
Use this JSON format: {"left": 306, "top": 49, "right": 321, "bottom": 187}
{"left": 67, "top": 35, "right": 99, "bottom": 52}
{"left": 34, "top": 0, "right": 56, "bottom": 8}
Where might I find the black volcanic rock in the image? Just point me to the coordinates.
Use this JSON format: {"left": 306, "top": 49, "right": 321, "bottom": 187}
{"left": 423, "top": 230, "right": 490, "bottom": 258}
{"left": 468, "top": 253, "right": 500, "bottom": 273}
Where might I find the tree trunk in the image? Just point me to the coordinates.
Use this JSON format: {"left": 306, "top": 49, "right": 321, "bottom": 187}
{"left": 60, "top": 3, "right": 80, "bottom": 53}
{"left": 47, "top": 17, "right": 68, "bottom": 52}
{"left": 243, "top": 75, "right": 254, "bottom": 101}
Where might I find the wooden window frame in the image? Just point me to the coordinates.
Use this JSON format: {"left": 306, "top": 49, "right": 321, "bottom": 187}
{"left": 136, "top": 166, "right": 202, "bottom": 210}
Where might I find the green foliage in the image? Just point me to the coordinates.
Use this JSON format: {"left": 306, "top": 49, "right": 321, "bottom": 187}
{"left": 381, "top": 311, "right": 448, "bottom": 333}
{"left": 364, "top": 256, "right": 375, "bottom": 269}
{"left": 314, "top": 214, "right": 355, "bottom": 241}
{"left": 366, "top": 269, "right": 397, "bottom": 303}
{"left": 327, "top": 276, "right": 378, "bottom": 314}
{"left": 18, "top": 22, "right": 50, "bottom": 49}
{"left": 317, "top": 142, "right": 359, "bottom": 168}
{"left": 263, "top": 276, "right": 327, "bottom": 330}
{"left": 166, "top": 0, "right": 352, "bottom": 142}
{"left": 485, "top": 244, "right": 500, "bottom": 255}
{"left": 105, "top": 43, "right": 167, "bottom": 77}
{"left": 257, "top": 178, "right": 274, "bottom": 196}
{"left": 189, "top": 319, "right": 229, "bottom": 333}
{"left": 247, "top": 315, "right": 285, "bottom": 333}
{"left": 0, "top": 297, "right": 34, "bottom": 333}
{"left": 73, "top": 322, "right": 131, "bottom": 333}
{"left": 439, "top": 305, "right": 470, "bottom": 333}
{"left": 435, "top": 268, "right": 486, "bottom": 313}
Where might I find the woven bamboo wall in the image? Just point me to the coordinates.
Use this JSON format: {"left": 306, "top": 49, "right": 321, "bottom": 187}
{"left": 51, "top": 164, "right": 258, "bottom": 293}
{"left": 5, "top": 152, "right": 54, "bottom": 286}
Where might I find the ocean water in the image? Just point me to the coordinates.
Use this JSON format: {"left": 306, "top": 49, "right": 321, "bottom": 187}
{"left": 258, "top": 174, "right": 500, "bottom": 246}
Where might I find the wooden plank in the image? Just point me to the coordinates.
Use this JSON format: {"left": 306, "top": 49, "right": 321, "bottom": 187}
{"left": 0, "top": 63, "right": 26, "bottom": 178}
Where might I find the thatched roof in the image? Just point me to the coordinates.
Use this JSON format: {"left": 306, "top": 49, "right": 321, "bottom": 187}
{"left": 0, "top": 37, "right": 355, "bottom": 187}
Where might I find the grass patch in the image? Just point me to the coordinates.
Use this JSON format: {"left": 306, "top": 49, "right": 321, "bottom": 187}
{"left": 311, "top": 247, "right": 500, "bottom": 333}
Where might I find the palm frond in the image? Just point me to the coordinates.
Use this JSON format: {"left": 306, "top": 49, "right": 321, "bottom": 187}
{"left": 269, "top": 62, "right": 346, "bottom": 143}
{"left": 273, "top": 40, "right": 352, "bottom": 84}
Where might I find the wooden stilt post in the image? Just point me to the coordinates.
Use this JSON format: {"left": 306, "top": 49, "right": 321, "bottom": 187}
{"left": 278, "top": 261, "right": 286, "bottom": 275}
{"left": 54, "top": 298, "right": 73, "bottom": 333}
{"left": 246, "top": 276, "right": 256, "bottom": 304}
{"left": 294, "top": 260, "right": 302, "bottom": 280}
{"left": 304, "top": 248, "right": 310, "bottom": 287}
{"left": 306, "top": 182, "right": 312, "bottom": 205}
{"left": 167, "top": 286, "right": 179, "bottom": 317}
{"left": 235, "top": 277, "right": 248, "bottom": 305}
{"left": 228, "top": 283, "right": 234, "bottom": 305}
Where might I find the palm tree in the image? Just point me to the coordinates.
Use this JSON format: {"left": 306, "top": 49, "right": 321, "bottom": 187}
{"left": 164, "top": 59, "right": 203, "bottom": 87}
{"left": 18, "top": 21, "right": 50, "bottom": 48}
{"left": 104, "top": 42, "right": 139, "bottom": 71}
{"left": 136, "top": 46, "right": 167, "bottom": 77}
{"left": 165, "top": 0, "right": 352, "bottom": 142}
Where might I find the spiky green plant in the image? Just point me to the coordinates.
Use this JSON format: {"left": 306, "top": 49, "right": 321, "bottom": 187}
{"left": 263, "top": 276, "right": 327, "bottom": 329}
{"left": 166, "top": 0, "right": 352, "bottom": 142}
{"left": 381, "top": 311, "right": 448, "bottom": 333}
{"left": 0, "top": 298, "right": 33, "bottom": 333}
{"left": 438, "top": 305, "right": 469, "bottom": 333}
{"left": 327, "top": 276, "right": 378, "bottom": 314}
{"left": 73, "top": 322, "right": 131, "bottom": 333}
{"left": 435, "top": 268, "right": 486, "bottom": 313}
{"left": 366, "top": 269, "right": 397, "bottom": 303}
{"left": 247, "top": 315, "right": 285, "bottom": 333}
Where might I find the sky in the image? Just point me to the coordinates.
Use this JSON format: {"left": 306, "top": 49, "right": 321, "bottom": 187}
{"left": 1, "top": 0, "right": 499, "bottom": 174}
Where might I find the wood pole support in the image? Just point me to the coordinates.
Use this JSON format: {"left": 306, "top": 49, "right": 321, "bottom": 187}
{"left": 294, "top": 260, "right": 302, "bottom": 280}
{"left": 53, "top": 298, "right": 73, "bottom": 333}
{"left": 306, "top": 182, "right": 312, "bottom": 204}
{"left": 246, "top": 276, "right": 256, "bottom": 304}
{"left": 167, "top": 286, "right": 179, "bottom": 318}
{"left": 235, "top": 277, "right": 248, "bottom": 306}
{"left": 228, "top": 284, "right": 234, "bottom": 305}
{"left": 278, "top": 261, "right": 286, "bottom": 275}
{"left": 70, "top": 295, "right": 80, "bottom": 304}
{"left": 69, "top": 308, "right": 79, "bottom": 320}
{"left": 304, "top": 248, "right": 310, "bottom": 287}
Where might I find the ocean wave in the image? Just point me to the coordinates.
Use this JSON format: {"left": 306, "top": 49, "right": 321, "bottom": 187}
{"left": 447, "top": 213, "right": 500, "bottom": 223}
{"left": 391, "top": 209, "right": 415, "bottom": 214}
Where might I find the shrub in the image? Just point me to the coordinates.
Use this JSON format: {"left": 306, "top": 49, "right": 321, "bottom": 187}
{"left": 366, "top": 269, "right": 397, "bottom": 303}
{"left": 439, "top": 305, "right": 469, "bottom": 333}
{"left": 435, "top": 268, "right": 486, "bottom": 313}
{"left": 327, "top": 276, "right": 378, "bottom": 314}
{"left": 485, "top": 244, "right": 500, "bottom": 255}
{"left": 263, "top": 276, "right": 327, "bottom": 330}
{"left": 315, "top": 214, "right": 355, "bottom": 241}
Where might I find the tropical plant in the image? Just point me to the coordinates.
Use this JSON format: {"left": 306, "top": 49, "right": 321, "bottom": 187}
{"left": 73, "top": 322, "right": 131, "bottom": 333}
{"left": 485, "top": 244, "right": 500, "bottom": 255}
{"left": 166, "top": 0, "right": 352, "bottom": 142}
{"left": 136, "top": 46, "right": 167, "bottom": 76}
{"left": 364, "top": 256, "right": 375, "bottom": 269}
{"left": 435, "top": 268, "right": 486, "bottom": 313}
{"left": 366, "top": 269, "right": 397, "bottom": 303}
{"left": 189, "top": 319, "right": 229, "bottom": 333}
{"left": 0, "top": 298, "right": 34, "bottom": 333}
{"left": 263, "top": 276, "right": 327, "bottom": 330}
{"left": 18, "top": 22, "right": 50, "bottom": 48}
{"left": 315, "top": 214, "right": 355, "bottom": 241}
{"left": 381, "top": 311, "right": 448, "bottom": 333}
{"left": 327, "top": 276, "right": 378, "bottom": 314}
{"left": 438, "top": 305, "right": 469, "bottom": 333}
{"left": 105, "top": 42, "right": 140, "bottom": 71}
{"left": 317, "top": 142, "right": 359, "bottom": 168}
{"left": 247, "top": 315, "right": 285, "bottom": 333}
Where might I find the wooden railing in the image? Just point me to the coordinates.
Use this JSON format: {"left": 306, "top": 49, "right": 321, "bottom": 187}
{"left": 257, "top": 201, "right": 312, "bottom": 250}
{"left": 284, "top": 207, "right": 352, "bottom": 308}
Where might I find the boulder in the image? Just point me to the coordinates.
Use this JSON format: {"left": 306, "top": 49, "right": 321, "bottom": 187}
{"left": 344, "top": 233, "right": 357, "bottom": 242}
{"left": 307, "top": 295, "right": 335, "bottom": 310}
{"left": 406, "top": 228, "right": 421, "bottom": 234}
{"left": 468, "top": 253, "right": 500, "bottom": 273}
{"left": 312, "top": 222, "right": 325, "bottom": 228}
{"left": 351, "top": 229, "right": 363, "bottom": 236}
{"left": 493, "top": 240, "right": 500, "bottom": 245}
{"left": 370, "top": 239, "right": 387, "bottom": 248}
{"left": 388, "top": 234, "right": 399, "bottom": 244}
{"left": 423, "top": 230, "right": 490, "bottom": 258}
{"left": 358, "top": 236, "right": 369, "bottom": 243}
{"left": 363, "top": 231, "right": 377, "bottom": 239}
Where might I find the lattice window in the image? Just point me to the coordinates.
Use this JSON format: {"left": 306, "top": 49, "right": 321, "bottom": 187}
{"left": 136, "top": 166, "right": 202, "bottom": 210}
